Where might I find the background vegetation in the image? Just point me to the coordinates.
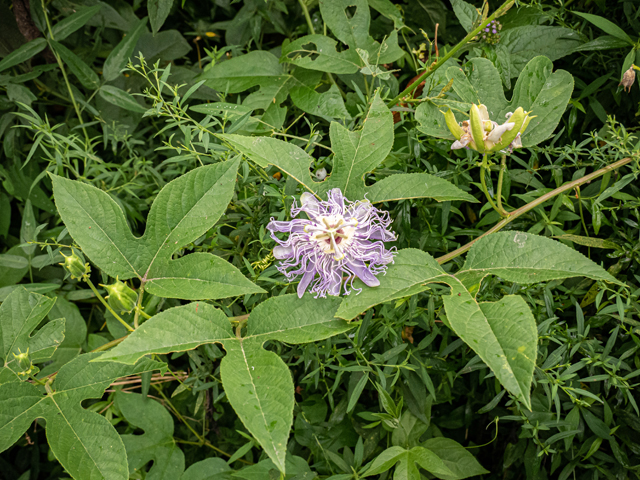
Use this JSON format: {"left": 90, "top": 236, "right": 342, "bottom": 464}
{"left": 0, "top": 0, "right": 639, "bottom": 478}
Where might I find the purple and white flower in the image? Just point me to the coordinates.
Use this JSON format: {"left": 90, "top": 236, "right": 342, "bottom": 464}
{"left": 267, "top": 188, "right": 397, "bottom": 298}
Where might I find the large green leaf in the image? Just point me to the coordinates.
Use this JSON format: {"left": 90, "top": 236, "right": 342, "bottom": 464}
{"left": 417, "top": 56, "right": 574, "bottom": 147}
{"left": 499, "top": 26, "right": 582, "bottom": 76}
{"left": 145, "top": 253, "right": 263, "bottom": 300}
{"left": 327, "top": 92, "right": 394, "bottom": 199}
{"left": 220, "top": 338, "right": 292, "bottom": 474}
{"left": 281, "top": 34, "right": 360, "bottom": 74}
{"left": 289, "top": 69, "right": 352, "bottom": 120}
{"left": 318, "top": 0, "right": 403, "bottom": 64}
{"left": 50, "top": 5, "right": 103, "bottom": 41}
{"left": 220, "top": 134, "right": 319, "bottom": 192}
{"left": 202, "top": 50, "right": 285, "bottom": 93}
{"left": 200, "top": 51, "right": 291, "bottom": 131}
{"left": 456, "top": 231, "right": 621, "bottom": 290}
{"left": 51, "top": 159, "right": 262, "bottom": 299}
{"left": 96, "top": 295, "right": 351, "bottom": 474}
{"left": 320, "top": 0, "right": 371, "bottom": 48}
{"left": 51, "top": 174, "right": 142, "bottom": 279}
{"left": 573, "top": 12, "right": 634, "bottom": 44}
{"left": 0, "top": 287, "right": 63, "bottom": 375}
{"left": 180, "top": 458, "right": 232, "bottom": 479}
{"left": 335, "top": 249, "right": 446, "bottom": 320}
{"left": 366, "top": 173, "right": 477, "bottom": 204}
{"left": 200, "top": 51, "right": 351, "bottom": 126}
{"left": 246, "top": 295, "right": 347, "bottom": 342}
{"left": 0, "top": 38, "right": 47, "bottom": 74}
{"left": 0, "top": 354, "right": 164, "bottom": 480}
{"left": 442, "top": 279, "right": 538, "bottom": 409}
{"left": 148, "top": 0, "right": 174, "bottom": 34}
{"left": 99, "top": 85, "right": 148, "bottom": 113}
{"left": 116, "top": 391, "right": 185, "bottom": 479}
{"left": 223, "top": 93, "right": 475, "bottom": 204}
{"left": 449, "top": 0, "right": 477, "bottom": 33}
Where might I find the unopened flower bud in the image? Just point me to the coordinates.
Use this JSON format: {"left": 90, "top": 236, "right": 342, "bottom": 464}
{"left": 620, "top": 65, "right": 637, "bottom": 93}
{"left": 101, "top": 278, "right": 138, "bottom": 313}
{"left": 12, "top": 348, "right": 33, "bottom": 376}
{"left": 60, "top": 250, "right": 90, "bottom": 280}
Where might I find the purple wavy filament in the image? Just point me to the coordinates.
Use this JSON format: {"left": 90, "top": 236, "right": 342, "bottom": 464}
{"left": 267, "top": 188, "right": 397, "bottom": 298}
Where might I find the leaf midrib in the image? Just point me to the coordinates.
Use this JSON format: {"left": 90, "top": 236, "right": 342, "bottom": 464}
{"left": 48, "top": 395, "right": 105, "bottom": 476}
{"left": 66, "top": 191, "right": 138, "bottom": 278}
{"left": 447, "top": 278, "right": 523, "bottom": 399}
{"left": 142, "top": 162, "right": 234, "bottom": 279}
{"left": 237, "top": 340, "right": 278, "bottom": 462}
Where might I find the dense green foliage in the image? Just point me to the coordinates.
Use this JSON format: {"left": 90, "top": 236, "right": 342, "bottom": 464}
{"left": 0, "top": 0, "right": 639, "bottom": 479}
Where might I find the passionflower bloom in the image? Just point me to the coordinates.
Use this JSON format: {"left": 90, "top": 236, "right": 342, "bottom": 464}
{"left": 267, "top": 189, "right": 396, "bottom": 298}
{"left": 444, "top": 103, "right": 533, "bottom": 153}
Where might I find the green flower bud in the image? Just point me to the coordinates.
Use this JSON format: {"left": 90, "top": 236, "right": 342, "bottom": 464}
{"left": 101, "top": 278, "right": 138, "bottom": 314}
{"left": 12, "top": 348, "right": 33, "bottom": 376}
{"left": 469, "top": 104, "right": 487, "bottom": 153}
{"left": 60, "top": 250, "right": 90, "bottom": 280}
{"left": 444, "top": 109, "right": 464, "bottom": 140}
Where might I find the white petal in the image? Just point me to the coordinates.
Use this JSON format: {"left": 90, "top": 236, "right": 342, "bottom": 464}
{"left": 273, "top": 245, "right": 293, "bottom": 259}
{"left": 451, "top": 133, "right": 472, "bottom": 150}
{"left": 478, "top": 104, "right": 490, "bottom": 122}
{"left": 486, "top": 122, "right": 515, "bottom": 142}
{"left": 300, "top": 192, "right": 321, "bottom": 218}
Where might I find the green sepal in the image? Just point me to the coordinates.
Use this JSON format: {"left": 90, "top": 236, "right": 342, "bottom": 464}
{"left": 443, "top": 109, "right": 463, "bottom": 139}
{"left": 492, "top": 107, "right": 525, "bottom": 152}
{"left": 469, "top": 104, "right": 486, "bottom": 153}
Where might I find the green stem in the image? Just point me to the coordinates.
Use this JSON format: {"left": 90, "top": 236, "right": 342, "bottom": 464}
{"left": 436, "top": 156, "right": 635, "bottom": 265}
{"left": 41, "top": 0, "right": 91, "bottom": 146}
{"left": 386, "top": 0, "right": 515, "bottom": 108}
{"left": 28, "top": 373, "right": 47, "bottom": 385}
{"left": 496, "top": 154, "right": 507, "bottom": 214}
{"left": 298, "top": 0, "right": 315, "bottom": 34}
{"left": 133, "top": 283, "right": 145, "bottom": 329}
{"left": 86, "top": 278, "right": 134, "bottom": 332}
{"left": 479, "top": 154, "right": 507, "bottom": 218}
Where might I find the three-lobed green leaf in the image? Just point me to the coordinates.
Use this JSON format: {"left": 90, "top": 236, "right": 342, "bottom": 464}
{"left": 336, "top": 231, "right": 620, "bottom": 409}
{"left": 51, "top": 159, "right": 263, "bottom": 300}
{"left": 0, "top": 287, "right": 63, "bottom": 377}
{"left": 117, "top": 391, "right": 185, "bottom": 479}
{"left": 96, "top": 294, "right": 352, "bottom": 474}
{"left": 0, "top": 354, "right": 165, "bottom": 480}
{"left": 222, "top": 92, "right": 475, "bottom": 204}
